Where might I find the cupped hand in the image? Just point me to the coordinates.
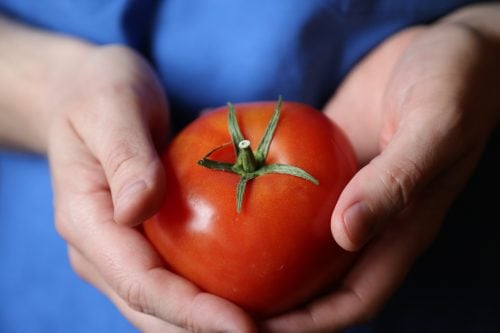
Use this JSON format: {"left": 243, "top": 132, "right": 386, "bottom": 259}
{"left": 263, "top": 20, "right": 500, "bottom": 332}
{"left": 47, "top": 45, "right": 256, "bottom": 332}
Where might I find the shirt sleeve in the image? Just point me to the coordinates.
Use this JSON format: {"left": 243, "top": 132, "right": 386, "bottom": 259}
{"left": 0, "top": 0, "right": 158, "bottom": 52}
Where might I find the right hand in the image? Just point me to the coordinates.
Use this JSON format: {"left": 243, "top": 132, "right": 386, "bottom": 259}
{"left": 47, "top": 45, "right": 256, "bottom": 332}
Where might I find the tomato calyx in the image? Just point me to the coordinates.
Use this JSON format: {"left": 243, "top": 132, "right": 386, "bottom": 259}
{"left": 198, "top": 97, "right": 319, "bottom": 213}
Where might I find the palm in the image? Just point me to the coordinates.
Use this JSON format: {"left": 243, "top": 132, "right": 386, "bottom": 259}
{"left": 263, "top": 23, "right": 499, "bottom": 332}
{"left": 47, "top": 46, "right": 256, "bottom": 332}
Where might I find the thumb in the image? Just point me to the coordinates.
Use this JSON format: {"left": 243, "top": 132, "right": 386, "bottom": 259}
{"left": 108, "top": 143, "right": 166, "bottom": 227}
{"left": 331, "top": 126, "right": 444, "bottom": 251}
{"left": 70, "top": 99, "right": 168, "bottom": 227}
{"left": 100, "top": 113, "right": 166, "bottom": 226}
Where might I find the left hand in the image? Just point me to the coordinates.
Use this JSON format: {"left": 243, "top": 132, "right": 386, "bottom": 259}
{"left": 263, "top": 11, "right": 500, "bottom": 333}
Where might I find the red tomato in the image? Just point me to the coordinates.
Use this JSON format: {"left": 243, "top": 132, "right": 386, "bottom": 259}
{"left": 144, "top": 100, "right": 358, "bottom": 317}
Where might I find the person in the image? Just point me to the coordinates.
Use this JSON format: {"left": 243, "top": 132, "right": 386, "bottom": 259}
{"left": 1, "top": 1, "right": 499, "bottom": 332}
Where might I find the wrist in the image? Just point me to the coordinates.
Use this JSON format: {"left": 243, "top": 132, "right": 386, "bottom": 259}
{"left": 0, "top": 15, "right": 96, "bottom": 152}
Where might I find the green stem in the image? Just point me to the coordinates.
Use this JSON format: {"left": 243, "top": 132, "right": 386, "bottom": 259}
{"left": 198, "top": 97, "right": 319, "bottom": 213}
{"left": 235, "top": 140, "right": 258, "bottom": 173}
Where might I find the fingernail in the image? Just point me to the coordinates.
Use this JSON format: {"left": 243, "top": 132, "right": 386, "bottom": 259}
{"left": 343, "top": 201, "right": 375, "bottom": 249}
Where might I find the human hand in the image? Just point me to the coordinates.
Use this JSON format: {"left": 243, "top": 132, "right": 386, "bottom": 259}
{"left": 263, "top": 16, "right": 500, "bottom": 333}
{"left": 47, "top": 45, "right": 256, "bottom": 332}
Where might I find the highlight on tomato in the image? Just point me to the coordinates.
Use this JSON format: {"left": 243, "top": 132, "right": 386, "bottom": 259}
{"left": 144, "top": 97, "right": 358, "bottom": 317}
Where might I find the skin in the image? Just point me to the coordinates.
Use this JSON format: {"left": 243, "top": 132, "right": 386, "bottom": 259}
{"left": 1, "top": 3, "right": 499, "bottom": 332}
{"left": 264, "top": 6, "right": 500, "bottom": 332}
{"left": 0, "top": 16, "right": 256, "bottom": 333}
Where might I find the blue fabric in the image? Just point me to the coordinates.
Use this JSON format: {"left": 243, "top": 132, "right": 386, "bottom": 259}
{"left": 151, "top": 0, "right": 475, "bottom": 127}
{"left": 1, "top": 1, "right": 497, "bottom": 332}
{"left": 0, "top": 151, "right": 136, "bottom": 333}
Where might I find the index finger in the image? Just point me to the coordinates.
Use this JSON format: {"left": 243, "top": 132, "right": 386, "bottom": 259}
{"left": 49, "top": 118, "right": 257, "bottom": 332}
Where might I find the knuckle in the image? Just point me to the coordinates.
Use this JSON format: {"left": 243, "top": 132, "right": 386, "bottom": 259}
{"left": 67, "top": 248, "right": 88, "bottom": 281}
{"left": 118, "top": 277, "right": 151, "bottom": 315}
{"left": 170, "top": 295, "right": 200, "bottom": 332}
{"left": 117, "top": 273, "right": 199, "bottom": 331}
{"left": 377, "top": 157, "right": 423, "bottom": 211}
{"left": 53, "top": 209, "right": 70, "bottom": 241}
{"left": 175, "top": 294, "right": 205, "bottom": 332}
{"left": 53, "top": 205, "right": 80, "bottom": 245}
{"left": 347, "top": 291, "right": 383, "bottom": 327}
{"left": 172, "top": 292, "right": 213, "bottom": 332}
{"left": 105, "top": 142, "right": 141, "bottom": 180}
{"left": 177, "top": 313, "right": 197, "bottom": 332}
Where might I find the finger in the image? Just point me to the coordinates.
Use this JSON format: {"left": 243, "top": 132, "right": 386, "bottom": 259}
{"left": 68, "top": 246, "right": 189, "bottom": 333}
{"left": 331, "top": 96, "right": 469, "bottom": 251}
{"left": 68, "top": 48, "right": 169, "bottom": 226}
{"left": 58, "top": 187, "right": 256, "bottom": 332}
{"left": 84, "top": 224, "right": 256, "bottom": 332}
{"left": 75, "top": 220, "right": 256, "bottom": 332}
{"left": 50, "top": 118, "right": 257, "bottom": 332}
{"left": 324, "top": 26, "right": 444, "bottom": 251}
{"left": 264, "top": 192, "right": 445, "bottom": 332}
{"left": 57, "top": 195, "right": 256, "bottom": 332}
{"left": 263, "top": 149, "right": 481, "bottom": 332}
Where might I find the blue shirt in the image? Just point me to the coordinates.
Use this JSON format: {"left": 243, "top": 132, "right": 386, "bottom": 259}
{"left": 0, "top": 1, "right": 490, "bottom": 332}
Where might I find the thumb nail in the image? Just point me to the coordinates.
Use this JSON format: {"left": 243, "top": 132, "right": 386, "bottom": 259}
{"left": 343, "top": 201, "right": 376, "bottom": 249}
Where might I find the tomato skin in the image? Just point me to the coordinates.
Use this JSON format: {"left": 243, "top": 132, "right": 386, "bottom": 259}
{"left": 144, "top": 101, "right": 358, "bottom": 317}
